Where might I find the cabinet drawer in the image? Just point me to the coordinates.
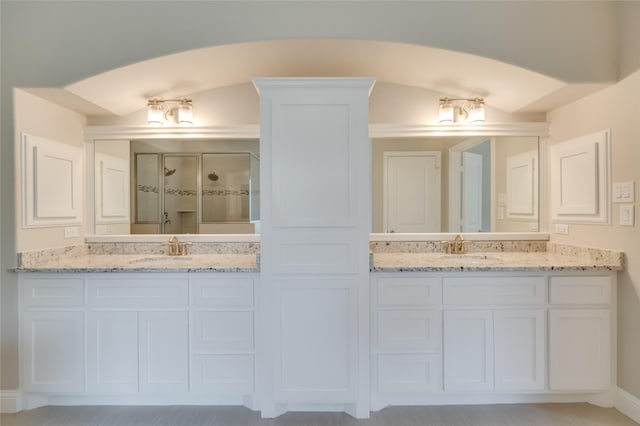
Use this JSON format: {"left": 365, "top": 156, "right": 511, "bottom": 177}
{"left": 377, "top": 310, "right": 441, "bottom": 351}
{"left": 191, "top": 354, "right": 254, "bottom": 393}
{"left": 377, "top": 277, "right": 442, "bottom": 306}
{"left": 22, "top": 277, "right": 84, "bottom": 307}
{"left": 190, "top": 278, "right": 254, "bottom": 307}
{"left": 87, "top": 278, "right": 188, "bottom": 307}
{"left": 443, "top": 276, "right": 545, "bottom": 305}
{"left": 377, "top": 353, "right": 441, "bottom": 393}
{"left": 550, "top": 276, "right": 611, "bottom": 305}
{"left": 191, "top": 311, "right": 254, "bottom": 352}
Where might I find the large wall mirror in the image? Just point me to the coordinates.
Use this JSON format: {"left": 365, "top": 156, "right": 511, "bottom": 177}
{"left": 94, "top": 139, "right": 260, "bottom": 235}
{"left": 93, "top": 134, "right": 540, "bottom": 236}
{"left": 372, "top": 136, "right": 540, "bottom": 233}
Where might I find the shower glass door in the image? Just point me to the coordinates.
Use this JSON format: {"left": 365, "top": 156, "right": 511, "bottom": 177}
{"left": 162, "top": 155, "right": 199, "bottom": 234}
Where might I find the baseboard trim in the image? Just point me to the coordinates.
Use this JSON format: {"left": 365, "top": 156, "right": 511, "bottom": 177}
{"left": 371, "top": 391, "right": 614, "bottom": 412}
{"left": 0, "top": 390, "right": 22, "bottom": 413}
{"left": 615, "top": 387, "right": 640, "bottom": 424}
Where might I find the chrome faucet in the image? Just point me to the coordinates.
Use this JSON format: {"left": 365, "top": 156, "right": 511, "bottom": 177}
{"left": 164, "top": 236, "right": 192, "bottom": 256}
{"left": 442, "top": 234, "right": 466, "bottom": 255}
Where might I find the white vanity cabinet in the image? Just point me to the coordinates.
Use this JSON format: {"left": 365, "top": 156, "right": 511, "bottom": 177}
{"left": 19, "top": 272, "right": 257, "bottom": 408}
{"left": 86, "top": 277, "right": 190, "bottom": 394}
{"left": 443, "top": 275, "right": 546, "bottom": 392}
{"left": 21, "top": 276, "right": 85, "bottom": 393}
{"left": 371, "top": 271, "right": 615, "bottom": 409}
{"left": 189, "top": 277, "right": 255, "bottom": 394}
{"left": 548, "top": 276, "right": 612, "bottom": 391}
{"left": 373, "top": 276, "right": 443, "bottom": 396}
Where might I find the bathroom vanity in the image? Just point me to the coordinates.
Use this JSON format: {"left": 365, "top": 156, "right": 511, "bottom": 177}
{"left": 16, "top": 239, "right": 623, "bottom": 413}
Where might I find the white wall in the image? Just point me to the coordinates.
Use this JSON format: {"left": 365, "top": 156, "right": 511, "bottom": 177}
{"left": 547, "top": 69, "right": 640, "bottom": 398}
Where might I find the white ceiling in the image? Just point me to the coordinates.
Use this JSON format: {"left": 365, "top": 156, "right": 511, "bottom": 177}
{"left": 33, "top": 39, "right": 609, "bottom": 117}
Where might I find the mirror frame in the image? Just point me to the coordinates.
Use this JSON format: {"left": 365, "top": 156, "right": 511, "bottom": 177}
{"left": 85, "top": 122, "right": 549, "bottom": 241}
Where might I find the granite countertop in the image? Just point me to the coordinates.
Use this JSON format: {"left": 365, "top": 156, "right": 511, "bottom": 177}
{"left": 16, "top": 253, "right": 259, "bottom": 273}
{"left": 371, "top": 251, "right": 624, "bottom": 272}
{"left": 16, "top": 241, "right": 623, "bottom": 274}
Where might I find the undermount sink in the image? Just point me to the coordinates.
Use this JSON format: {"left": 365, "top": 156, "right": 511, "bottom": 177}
{"left": 129, "top": 256, "right": 194, "bottom": 266}
{"left": 437, "top": 254, "right": 499, "bottom": 264}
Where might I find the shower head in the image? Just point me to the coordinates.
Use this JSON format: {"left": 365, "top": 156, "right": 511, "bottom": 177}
{"left": 207, "top": 172, "right": 219, "bottom": 182}
{"left": 164, "top": 167, "right": 176, "bottom": 177}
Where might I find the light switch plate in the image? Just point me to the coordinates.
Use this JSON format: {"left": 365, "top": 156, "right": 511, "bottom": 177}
{"left": 619, "top": 204, "right": 635, "bottom": 226}
{"left": 528, "top": 222, "right": 539, "bottom": 232}
{"left": 497, "top": 207, "right": 505, "bottom": 220}
{"left": 613, "top": 181, "right": 635, "bottom": 203}
{"left": 497, "top": 193, "right": 507, "bottom": 206}
{"left": 554, "top": 223, "right": 569, "bottom": 235}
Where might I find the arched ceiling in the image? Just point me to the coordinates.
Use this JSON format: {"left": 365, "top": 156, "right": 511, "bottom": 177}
{"left": 43, "top": 39, "right": 609, "bottom": 117}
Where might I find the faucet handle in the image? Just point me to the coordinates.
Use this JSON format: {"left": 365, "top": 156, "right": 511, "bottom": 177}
{"left": 179, "top": 242, "right": 193, "bottom": 256}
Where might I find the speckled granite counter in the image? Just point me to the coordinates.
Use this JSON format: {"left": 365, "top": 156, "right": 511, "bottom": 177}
{"left": 16, "top": 243, "right": 259, "bottom": 273}
{"left": 16, "top": 254, "right": 258, "bottom": 273}
{"left": 371, "top": 243, "right": 624, "bottom": 272}
{"left": 16, "top": 240, "right": 623, "bottom": 273}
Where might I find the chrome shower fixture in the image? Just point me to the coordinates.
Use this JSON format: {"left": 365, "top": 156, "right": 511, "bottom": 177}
{"left": 164, "top": 167, "right": 176, "bottom": 177}
{"left": 207, "top": 172, "right": 219, "bottom": 182}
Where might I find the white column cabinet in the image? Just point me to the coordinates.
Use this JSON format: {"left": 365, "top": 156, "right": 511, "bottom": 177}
{"left": 255, "top": 78, "right": 374, "bottom": 418}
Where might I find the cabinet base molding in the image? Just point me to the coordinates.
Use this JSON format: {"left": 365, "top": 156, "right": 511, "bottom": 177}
{"left": 0, "top": 390, "right": 22, "bottom": 413}
{"left": 20, "top": 393, "right": 257, "bottom": 412}
{"left": 371, "top": 391, "right": 615, "bottom": 412}
{"left": 615, "top": 387, "right": 640, "bottom": 424}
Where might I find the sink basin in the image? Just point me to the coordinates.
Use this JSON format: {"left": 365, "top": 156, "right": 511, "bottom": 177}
{"left": 129, "top": 256, "right": 194, "bottom": 266}
{"left": 438, "top": 254, "right": 498, "bottom": 264}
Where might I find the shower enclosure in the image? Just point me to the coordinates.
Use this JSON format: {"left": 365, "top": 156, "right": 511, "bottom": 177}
{"left": 134, "top": 152, "right": 259, "bottom": 234}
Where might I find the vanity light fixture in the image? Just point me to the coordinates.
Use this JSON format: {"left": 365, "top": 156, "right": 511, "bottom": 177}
{"left": 146, "top": 98, "right": 194, "bottom": 126}
{"left": 438, "top": 97, "right": 485, "bottom": 124}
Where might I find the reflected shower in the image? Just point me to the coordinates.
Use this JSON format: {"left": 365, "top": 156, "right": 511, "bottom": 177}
{"left": 164, "top": 167, "right": 176, "bottom": 176}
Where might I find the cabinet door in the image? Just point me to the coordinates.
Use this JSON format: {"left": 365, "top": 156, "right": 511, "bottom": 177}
{"left": 549, "top": 309, "right": 611, "bottom": 390}
{"left": 87, "top": 311, "right": 138, "bottom": 393}
{"left": 139, "top": 311, "right": 189, "bottom": 393}
{"left": 444, "top": 310, "right": 493, "bottom": 391}
{"left": 494, "top": 309, "right": 545, "bottom": 391}
{"left": 22, "top": 311, "right": 84, "bottom": 392}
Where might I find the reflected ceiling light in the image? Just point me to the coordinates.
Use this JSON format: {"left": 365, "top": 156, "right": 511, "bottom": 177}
{"left": 146, "top": 98, "right": 194, "bottom": 126}
{"left": 438, "top": 97, "right": 485, "bottom": 124}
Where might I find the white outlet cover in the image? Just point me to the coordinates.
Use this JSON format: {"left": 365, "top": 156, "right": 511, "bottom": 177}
{"left": 554, "top": 223, "right": 569, "bottom": 235}
{"left": 619, "top": 204, "right": 635, "bottom": 226}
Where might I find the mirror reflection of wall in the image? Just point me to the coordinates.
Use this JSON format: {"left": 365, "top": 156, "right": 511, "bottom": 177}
{"left": 372, "top": 136, "right": 539, "bottom": 233}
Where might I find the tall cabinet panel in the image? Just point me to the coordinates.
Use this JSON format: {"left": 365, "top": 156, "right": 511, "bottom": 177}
{"left": 254, "top": 78, "right": 374, "bottom": 418}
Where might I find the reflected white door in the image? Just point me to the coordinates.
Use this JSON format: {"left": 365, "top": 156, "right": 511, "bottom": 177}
{"left": 462, "top": 152, "right": 483, "bottom": 232}
{"left": 384, "top": 152, "right": 441, "bottom": 233}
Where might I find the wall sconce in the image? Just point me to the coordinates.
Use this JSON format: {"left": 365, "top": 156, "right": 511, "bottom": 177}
{"left": 147, "top": 98, "right": 193, "bottom": 126}
{"left": 439, "top": 97, "right": 485, "bottom": 124}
